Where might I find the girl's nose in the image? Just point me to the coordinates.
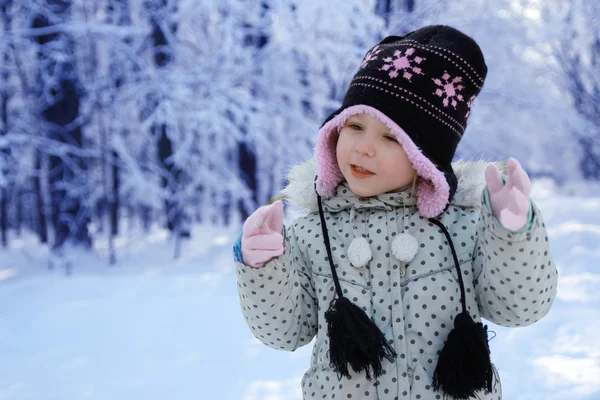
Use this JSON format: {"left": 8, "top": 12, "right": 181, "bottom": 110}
{"left": 354, "top": 135, "right": 375, "bottom": 157}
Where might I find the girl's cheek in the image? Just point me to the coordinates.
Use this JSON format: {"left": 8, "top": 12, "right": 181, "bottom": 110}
{"left": 340, "top": 139, "right": 353, "bottom": 155}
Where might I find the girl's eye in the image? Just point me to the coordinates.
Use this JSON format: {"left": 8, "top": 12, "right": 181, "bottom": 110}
{"left": 385, "top": 135, "right": 398, "bottom": 142}
{"left": 349, "top": 123, "right": 362, "bottom": 130}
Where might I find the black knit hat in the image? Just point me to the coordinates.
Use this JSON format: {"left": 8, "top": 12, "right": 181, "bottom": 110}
{"left": 315, "top": 25, "right": 487, "bottom": 217}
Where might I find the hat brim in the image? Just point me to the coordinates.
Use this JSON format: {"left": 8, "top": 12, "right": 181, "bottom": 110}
{"left": 315, "top": 104, "right": 452, "bottom": 218}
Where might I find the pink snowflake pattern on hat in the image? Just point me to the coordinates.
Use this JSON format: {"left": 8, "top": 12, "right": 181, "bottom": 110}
{"left": 380, "top": 48, "right": 425, "bottom": 81}
{"left": 432, "top": 72, "right": 465, "bottom": 108}
{"left": 360, "top": 45, "right": 382, "bottom": 69}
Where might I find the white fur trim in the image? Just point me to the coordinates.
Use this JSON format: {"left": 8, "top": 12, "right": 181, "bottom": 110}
{"left": 280, "top": 158, "right": 319, "bottom": 213}
{"left": 391, "top": 233, "right": 419, "bottom": 262}
{"left": 280, "top": 158, "right": 507, "bottom": 213}
{"left": 348, "top": 237, "right": 372, "bottom": 268}
{"left": 452, "top": 159, "right": 506, "bottom": 207}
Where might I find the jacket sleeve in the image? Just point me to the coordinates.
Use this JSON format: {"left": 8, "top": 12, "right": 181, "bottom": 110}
{"left": 235, "top": 221, "right": 318, "bottom": 351}
{"left": 472, "top": 188, "right": 558, "bottom": 327}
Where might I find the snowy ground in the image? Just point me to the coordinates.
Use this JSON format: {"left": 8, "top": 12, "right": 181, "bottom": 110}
{"left": 1, "top": 178, "right": 599, "bottom": 400}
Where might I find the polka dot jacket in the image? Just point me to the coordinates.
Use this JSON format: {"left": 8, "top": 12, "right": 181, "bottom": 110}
{"left": 235, "top": 159, "right": 558, "bottom": 400}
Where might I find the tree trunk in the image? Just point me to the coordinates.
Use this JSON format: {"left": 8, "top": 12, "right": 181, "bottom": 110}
{"left": 32, "top": 0, "right": 91, "bottom": 250}
{"left": 238, "top": 142, "right": 257, "bottom": 222}
{"left": 375, "top": 0, "right": 415, "bottom": 25}
{"left": 106, "top": 0, "right": 128, "bottom": 239}
{"left": 148, "top": 0, "right": 186, "bottom": 241}
{"left": 239, "top": 8, "right": 267, "bottom": 221}
{"left": 0, "top": 0, "right": 12, "bottom": 248}
{"left": 34, "top": 151, "right": 48, "bottom": 244}
{"left": 110, "top": 150, "right": 120, "bottom": 237}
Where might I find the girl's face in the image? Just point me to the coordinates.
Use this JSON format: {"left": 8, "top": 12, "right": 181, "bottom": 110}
{"left": 336, "top": 113, "right": 416, "bottom": 197}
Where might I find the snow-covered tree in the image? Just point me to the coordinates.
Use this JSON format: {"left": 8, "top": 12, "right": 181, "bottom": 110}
{"left": 234, "top": 1, "right": 384, "bottom": 218}
{"left": 378, "top": 0, "right": 586, "bottom": 183}
{"left": 1, "top": 0, "right": 592, "bottom": 264}
{"left": 550, "top": 0, "right": 600, "bottom": 179}
{"left": 155, "top": 0, "right": 383, "bottom": 225}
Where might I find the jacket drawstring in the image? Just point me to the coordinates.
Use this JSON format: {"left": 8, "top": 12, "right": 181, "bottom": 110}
{"left": 316, "top": 179, "right": 397, "bottom": 381}
{"left": 428, "top": 217, "right": 495, "bottom": 399}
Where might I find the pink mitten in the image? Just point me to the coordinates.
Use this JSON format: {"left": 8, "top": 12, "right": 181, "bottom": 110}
{"left": 242, "top": 200, "right": 285, "bottom": 268}
{"left": 485, "top": 158, "right": 532, "bottom": 231}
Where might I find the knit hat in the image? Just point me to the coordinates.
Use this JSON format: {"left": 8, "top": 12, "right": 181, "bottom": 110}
{"left": 315, "top": 25, "right": 487, "bottom": 218}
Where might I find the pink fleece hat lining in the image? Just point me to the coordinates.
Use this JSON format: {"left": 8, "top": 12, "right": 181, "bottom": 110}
{"left": 314, "top": 105, "right": 450, "bottom": 218}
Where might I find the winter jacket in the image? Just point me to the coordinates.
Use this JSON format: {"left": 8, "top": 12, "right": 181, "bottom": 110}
{"left": 235, "top": 159, "right": 558, "bottom": 400}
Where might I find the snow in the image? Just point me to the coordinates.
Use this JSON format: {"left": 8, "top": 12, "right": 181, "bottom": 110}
{"left": 1, "top": 179, "right": 599, "bottom": 400}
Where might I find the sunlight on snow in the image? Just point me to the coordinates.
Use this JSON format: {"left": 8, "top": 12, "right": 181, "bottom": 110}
{"left": 213, "top": 235, "right": 231, "bottom": 246}
{"left": 557, "top": 273, "right": 600, "bottom": 302}
{"left": 532, "top": 321, "right": 600, "bottom": 396}
{"left": 244, "top": 338, "right": 265, "bottom": 359}
{"left": 242, "top": 378, "right": 303, "bottom": 400}
{"left": 534, "top": 355, "right": 600, "bottom": 394}
{"left": 0, "top": 268, "right": 17, "bottom": 281}
{"left": 509, "top": 0, "right": 542, "bottom": 21}
{"left": 547, "top": 222, "right": 600, "bottom": 237}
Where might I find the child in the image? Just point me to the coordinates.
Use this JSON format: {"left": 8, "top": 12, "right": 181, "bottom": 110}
{"left": 234, "top": 25, "right": 557, "bottom": 400}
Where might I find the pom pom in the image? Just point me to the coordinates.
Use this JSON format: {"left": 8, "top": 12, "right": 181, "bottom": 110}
{"left": 391, "top": 233, "right": 419, "bottom": 262}
{"left": 325, "top": 296, "right": 397, "bottom": 380}
{"left": 432, "top": 312, "right": 495, "bottom": 399}
{"left": 348, "top": 237, "right": 372, "bottom": 268}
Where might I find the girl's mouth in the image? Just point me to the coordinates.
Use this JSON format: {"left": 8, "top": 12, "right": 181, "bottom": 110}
{"left": 351, "top": 164, "right": 375, "bottom": 178}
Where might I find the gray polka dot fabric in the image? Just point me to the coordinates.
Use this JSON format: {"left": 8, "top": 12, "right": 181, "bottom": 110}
{"left": 236, "top": 172, "right": 557, "bottom": 400}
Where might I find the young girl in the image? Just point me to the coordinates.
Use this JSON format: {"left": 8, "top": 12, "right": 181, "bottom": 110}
{"left": 234, "top": 25, "right": 557, "bottom": 400}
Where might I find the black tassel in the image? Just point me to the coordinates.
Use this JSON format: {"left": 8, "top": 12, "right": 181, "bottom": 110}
{"left": 325, "top": 296, "right": 397, "bottom": 381}
{"left": 315, "top": 178, "right": 397, "bottom": 382}
{"left": 432, "top": 311, "right": 495, "bottom": 399}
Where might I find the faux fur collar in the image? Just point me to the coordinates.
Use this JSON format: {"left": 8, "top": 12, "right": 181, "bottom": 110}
{"left": 280, "top": 158, "right": 506, "bottom": 213}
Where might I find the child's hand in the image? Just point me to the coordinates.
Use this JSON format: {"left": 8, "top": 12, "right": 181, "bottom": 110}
{"left": 485, "top": 158, "right": 532, "bottom": 231}
{"left": 242, "top": 200, "right": 285, "bottom": 268}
